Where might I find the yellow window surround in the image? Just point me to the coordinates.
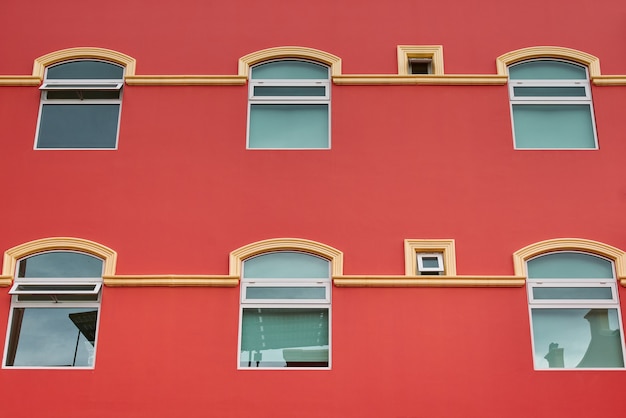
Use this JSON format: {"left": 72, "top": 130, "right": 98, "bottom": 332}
{"left": 5, "top": 45, "right": 625, "bottom": 87}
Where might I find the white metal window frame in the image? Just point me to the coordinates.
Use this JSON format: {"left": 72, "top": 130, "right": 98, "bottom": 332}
{"left": 34, "top": 59, "right": 125, "bottom": 151}
{"left": 238, "top": 251, "right": 332, "bottom": 370}
{"left": 527, "top": 279, "right": 618, "bottom": 304}
{"left": 9, "top": 282, "right": 102, "bottom": 295}
{"left": 416, "top": 252, "right": 444, "bottom": 274}
{"left": 526, "top": 253, "right": 626, "bottom": 370}
{"left": 246, "top": 59, "right": 331, "bottom": 150}
{"left": 241, "top": 280, "right": 331, "bottom": 304}
{"left": 2, "top": 251, "right": 104, "bottom": 369}
{"left": 508, "top": 59, "right": 598, "bottom": 150}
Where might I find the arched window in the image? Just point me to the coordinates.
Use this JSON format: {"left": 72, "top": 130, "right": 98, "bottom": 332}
{"left": 508, "top": 59, "right": 597, "bottom": 149}
{"left": 247, "top": 60, "right": 331, "bottom": 149}
{"left": 527, "top": 252, "right": 625, "bottom": 369}
{"left": 36, "top": 59, "right": 124, "bottom": 149}
{"left": 4, "top": 250, "right": 105, "bottom": 368}
{"left": 239, "top": 251, "right": 331, "bottom": 368}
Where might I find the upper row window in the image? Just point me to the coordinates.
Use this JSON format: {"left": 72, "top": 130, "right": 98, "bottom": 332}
{"left": 247, "top": 60, "right": 331, "bottom": 150}
{"left": 508, "top": 59, "right": 597, "bottom": 150}
{"left": 35, "top": 60, "right": 124, "bottom": 150}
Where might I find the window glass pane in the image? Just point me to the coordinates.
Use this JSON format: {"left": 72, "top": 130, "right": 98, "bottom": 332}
{"left": 531, "top": 308, "right": 624, "bottom": 368}
{"left": 512, "top": 104, "right": 595, "bottom": 149}
{"left": 47, "top": 61, "right": 124, "bottom": 80}
{"left": 6, "top": 308, "right": 98, "bottom": 367}
{"left": 15, "top": 284, "right": 97, "bottom": 292}
{"left": 421, "top": 257, "right": 440, "bottom": 269}
{"left": 243, "top": 252, "right": 330, "bottom": 279}
{"left": 241, "top": 308, "right": 329, "bottom": 368}
{"left": 513, "top": 86, "right": 586, "bottom": 97}
{"left": 509, "top": 60, "right": 587, "bottom": 80}
{"left": 527, "top": 252, "right": 613, "bottom": 279}
{"left": 47, "top": 90, "right": 120, "bottom": 100}
{"left": 246, "top": 286, "right": 326, "bottom": 299}
{"left": 18, "top": 252, "right": 103, "bottom": 278}
{"left": 533, "top": 287, "right": 613, "bottom": 300}
{"left": 251, "top": 61, "right": 329, "bottom": 80}
{"left": 249, "top": 104, "right": 329, "bottom": 149}
{"left": 17, "top": 294, "right": 99, "bottom": 302}
{"left": 37, "top": 104, "right": 120, "bottom": 149}
{"left": 253, "top": 86, "right": 326, "bottom": 97}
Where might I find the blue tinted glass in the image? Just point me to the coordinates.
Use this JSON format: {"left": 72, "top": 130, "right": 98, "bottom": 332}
{"left": 243, "top": 252, "right": 330, "bottom": 279}
{"left": 251, "top": 61, "right": 329, "bottom": 79}
{"left": 47, "top": 61, "right": 124, "bottom": 80}
{"left": 509, "top": 60, "right": 587, "bottom": 80}
{"left": 18, "top": 252, "right": 103, "bottom": 278}
{"left": 528, "top": 252, "right": 614, "bottom": 279}
{"left": 37, "top": 104, "right": 120, "bottom": 148}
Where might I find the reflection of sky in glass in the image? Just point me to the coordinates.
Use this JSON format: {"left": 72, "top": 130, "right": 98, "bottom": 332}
{"left": 12, "top": 308, "right": 97, "bottom": 367}
{"left": 532, "top": 308, "right": 620, "bottom": 368}
{"left": 19, "top": 252, "right": 103, "bottom": 278}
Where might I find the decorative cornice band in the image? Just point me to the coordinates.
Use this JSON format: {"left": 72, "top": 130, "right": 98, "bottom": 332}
{"left": 332, "top": 75, "right": 508, "bottom": 85}
{"left": 333, "top": 275, "right": 526, "bottom": 287}
{"left": 0, "top": 276, "right": 12, "bottom": 287}
{"left": 125, "top": 75, "right": 247, "bottom": 86}
{"left": 592, "top": 76, "right": 626, "bottom": 86}
{"left": 0, "top": 76, "right": 41, "bottom": 86}
{"left": 103, "top": 275, "right": 239, "bottom": 287}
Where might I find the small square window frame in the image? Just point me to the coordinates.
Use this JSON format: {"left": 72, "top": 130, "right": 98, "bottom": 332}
{"left": 397, "top": 46, "right": 444, "bottom": 76}
{"left": 404, "top": 239, "right": 456, "bottom": 276}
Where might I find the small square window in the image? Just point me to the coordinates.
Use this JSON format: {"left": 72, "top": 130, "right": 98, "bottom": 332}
{"left": 409, "top": 58, "right": 433, "bottom": 75}
{"left": 417, "top": 253, "right": 444, "bottom": 275}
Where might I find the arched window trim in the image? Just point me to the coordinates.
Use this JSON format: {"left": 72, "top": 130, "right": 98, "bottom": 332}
{"left": 2, "top": 237, "right": 117, "bottom": 280}
{"left": 229, "top": 238, "right": 343, "bottom": 277}
{"left": 513, "top": 238, "right": 626, "bottom": 279}
{"left": 496, "top": 46, "right": 600, "bottom": 78}
{"left": 32, "top": 47, "right": 136, "bottom": 79}
{"left": 238, "top": 46, "right": 342, "bottom": 78}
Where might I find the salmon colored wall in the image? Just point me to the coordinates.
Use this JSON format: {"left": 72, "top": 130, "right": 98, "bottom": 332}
{"left": 2, "top": 0, "right": 626, "bottom": 416}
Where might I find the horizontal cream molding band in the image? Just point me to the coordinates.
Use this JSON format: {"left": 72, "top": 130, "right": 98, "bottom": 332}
{"left": 103, "top": 275, "right": 240, "bottom": 287}
{"left": 332, "top": 275, "right": 527, "bottom": 287}
{"left": 332, "top": 75, "right": 509, "bottom": 85}
{"left": 0, "top": 76, "right": 41, "bottom": 86}
{"left": 125, "top": 75, "right": 247, "bottom": 86}
{"left": 0, "top": 276, "right": 12, "bottom": 287}
{"left": 593, "top": 76, "right": 626, "bottom": 86}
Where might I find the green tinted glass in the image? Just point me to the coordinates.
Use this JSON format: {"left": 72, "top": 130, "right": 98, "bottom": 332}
{"left": 513, "top": 86, "right": 586, "bottom": 97}
{"left": 249, "top": 104, "right": 329, "bottom": 149}
{"left": 533, "top": 287, "right": 613, "bottom": 300}
{"left": 528, "top": 252, "right": 613, "bottom": 279}
{"left": 246, "top": 287, "right": 326, "bottom": 299}
{"left": 251, "top": 61, "right": 329, "bottom": 79}
{"left": 509, "top": 60, "right": 587, "bottom": 80}
{"left": 253, "top": 86, "right": 326, "bottom": 96}
{"left": 18, "top": 252, "right": 103, "bottom": 278}
{"left": 243, "top": 252, "right": 329, "bottom": 279}
{"left": 47, "top": 61, "right": 124, "bottom": 80}
{"left": 512, "top": 104, "right": 595, "bottom": 149}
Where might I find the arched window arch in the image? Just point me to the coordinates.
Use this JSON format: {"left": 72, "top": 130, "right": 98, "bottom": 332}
{"left": 232, "top": 238, "right": 341, "bottom": 369}
{"left": 514, "top": 239, "right": 625, "bottom": 369}
{"left": 3, "top": 237, "right": 116, "bottom": 368}
{"left": 498, "top": 47, "right": 599, "bottom": 149}
{"left": 33, "top": 47, "right": 135, "bottom": 150}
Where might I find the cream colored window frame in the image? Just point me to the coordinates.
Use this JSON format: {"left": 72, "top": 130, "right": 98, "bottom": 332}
{"left": 404, "top": 239, "right": 456, "bottom": 276}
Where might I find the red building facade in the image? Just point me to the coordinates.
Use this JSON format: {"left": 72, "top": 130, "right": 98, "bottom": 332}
{"left": 1, "top": 0, "right": 626, "bottom": 416}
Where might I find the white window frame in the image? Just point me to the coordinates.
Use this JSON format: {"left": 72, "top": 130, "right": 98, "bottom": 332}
{"left": 416, "top": 252, "right": 444, "bottom": 274}
{"left": 238, "top": 251, "right": 331, "bottom": 370}
{"left": 34, "top": 59, "right": 124, "bottom": 151}
{"left": 526, "top": 252, "right": 626, "bottom": 370}
{"left": 2, "top": 251, "right": 104, "bottom": 369}
{"left": 246, "top": 59, "right": 331, "bottom": 150}
{"left": 508, "top": 59, "right": 598, "bottom": 150}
